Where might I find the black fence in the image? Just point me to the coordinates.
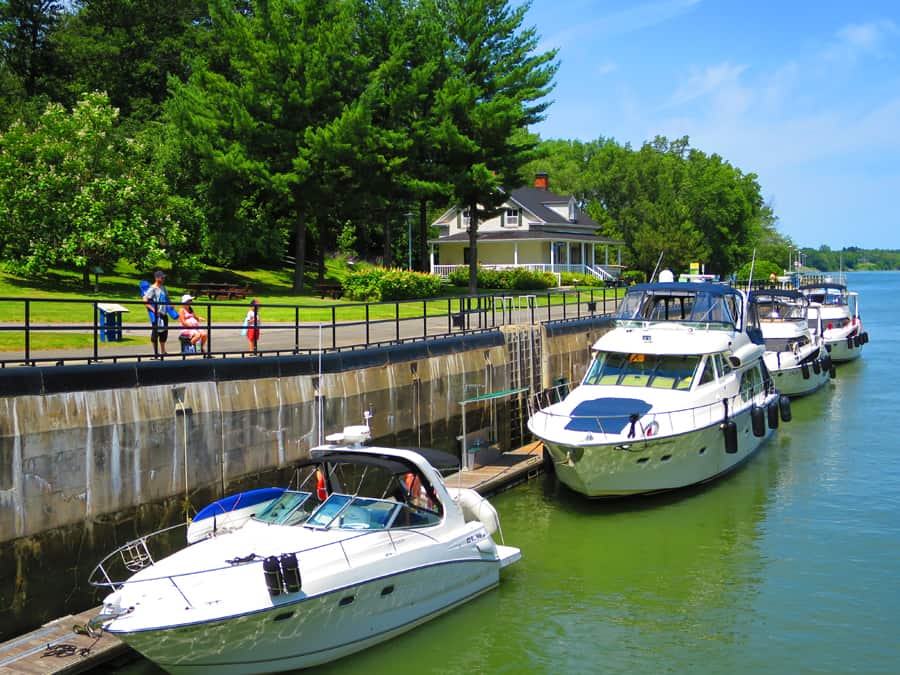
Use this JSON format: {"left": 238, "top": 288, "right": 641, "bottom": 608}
{"left": 0, "top": 288, "right": 620, "bottom": 367}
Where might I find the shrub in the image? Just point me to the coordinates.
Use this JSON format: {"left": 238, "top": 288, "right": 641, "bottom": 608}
{"left": 560, "top": 272, "right": 604, "bottom": 287}
{"left": 447, "top": 265, "right": 556, "bottom": 290}
{"left": 343, "top": 267, "right": 442, "bottom": 301}
{"left": 734, "top": 259, "right": 782, "bottom": 283}
{"left": 621, "top": 269, "right": 646, "bottom": 285}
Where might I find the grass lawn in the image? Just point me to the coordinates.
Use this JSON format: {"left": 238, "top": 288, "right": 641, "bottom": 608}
{"left": 0, "top": 260, "right": 620, "bottom": 351}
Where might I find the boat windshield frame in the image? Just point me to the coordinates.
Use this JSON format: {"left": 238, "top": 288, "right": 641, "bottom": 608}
{"left": 304, "top": 493, "right": 441, "bottom": 531}
{"left": 252, "top": 490, "right": 314, "bottom": 526}
{"left": 615, "top": 283, "right": 744, "bottom": 331}
{"left": 583, "top": 351, "right": 702, "bottom": 390}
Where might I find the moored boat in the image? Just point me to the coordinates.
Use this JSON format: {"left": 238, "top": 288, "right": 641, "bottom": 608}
{"left": 749, "top": 288, "right": 834, "bottom": 396}
{"left": 88, "top": 424, "right": 520, "bottom": 674}
{"left": 528, "top": 282, "right": 789, "bottom": 498}
{"left": 799, "top": 280, "right": 868, "bottom": 362}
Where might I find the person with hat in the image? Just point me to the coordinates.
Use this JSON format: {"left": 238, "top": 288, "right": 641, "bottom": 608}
{"left": 241, "top": 299, "right": 261, "bottom": 352}
{"left": 178, "top": 294, "right": 209, "bottom": 354}
{"left": 142, "top": 270, "right": 178, "bottom": 355}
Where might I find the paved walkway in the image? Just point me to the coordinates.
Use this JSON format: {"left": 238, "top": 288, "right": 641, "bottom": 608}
{"left": 1, "top": 298, "right": 616, "bottom": 367}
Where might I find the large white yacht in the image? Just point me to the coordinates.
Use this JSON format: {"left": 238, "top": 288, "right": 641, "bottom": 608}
{"left": 89, "top": 425, "right": 519, "bottom": 674}
{"left": 528, "top": 282, "right": 788, "bottom": 498}
{"left": 799, "top": 280, "right": 868, "bottom": 362}
{"left": 750, "top": 289, "right": 834, "bottom": 396}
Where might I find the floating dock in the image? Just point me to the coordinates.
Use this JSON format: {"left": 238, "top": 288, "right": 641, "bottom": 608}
{"left": 0, "top": 441, "right": 546, "bottom": 674}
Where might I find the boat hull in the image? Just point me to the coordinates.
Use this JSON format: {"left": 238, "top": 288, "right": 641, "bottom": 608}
{"left": 824, "top": 332, "right": 864, "bottom": 362}
{"left": 768, "top": 361, "right": 831, "bottom": 397}
{"left": 111, "top": 559, "right": 501, "bottom": 674}
{"left": 542, "top": 403, "right": 776, "bottom": 497}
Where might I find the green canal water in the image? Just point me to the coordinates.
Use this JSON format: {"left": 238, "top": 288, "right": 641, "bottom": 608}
{"left": 118, "top": 272, "right": 899, "bottom": 675}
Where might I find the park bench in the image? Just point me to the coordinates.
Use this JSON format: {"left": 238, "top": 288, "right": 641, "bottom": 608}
{"left": 185, "top": 282, "right": 253, "bottom": 300}
{"left": 315, "top": 281, "right": 344, "bottom": 299}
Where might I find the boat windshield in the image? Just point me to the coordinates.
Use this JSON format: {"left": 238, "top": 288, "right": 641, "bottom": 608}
{"left": 253, "top": 490, "right": 314, "bottom": 526}
{"left": 583, "top": 352, "right": 701, "bottom": 390}
{"left": 305, "top": 493, "right": 440, "bottom": 531}
{"left": 616, "top": 286, "right": 741, "bottom": 329}
{"left": 755, "top": 298, "right": 807, "bottom": 321}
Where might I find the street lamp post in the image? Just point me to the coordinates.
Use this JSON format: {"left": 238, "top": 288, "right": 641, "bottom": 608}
{"left": 405, "top": 211, "right": 414, "bottom": 270}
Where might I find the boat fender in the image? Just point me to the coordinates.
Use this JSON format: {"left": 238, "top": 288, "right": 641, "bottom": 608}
{"left": 315, "top": 469, "right": 327, "bottom": 502}
{"left": 779, "top": 395, "right": 792, "bottom": 422}
{"left": 829, "top": 365, "right": 836, "bottom": 379}
{"left": 263, "top": 556, "right": 283, "bottom": 596}
{"left": 723, "top": 420, "right": 738, "bottom": 454}
{"left": 751, "top": 405, "right": 765, "bottom": 438}
{"left": 767, "top": 399, "right": 780, "bottom": 430}
{"left": 801, "top": 363, "right": 810, "bottom": 379}
{"left": 280, "top": 553, "right": 302, "bottom": 593}
{"left": 847, "top": 336, "right": 854, "bottom": 349}
{"left": 853, "top": 335, "right": 861, "bottom": 348}
{"left": 451, "top": 487, "right": 500, "bottom": 536}
{"left": 812, "top": 360, "right": 821, "bottom": 375}
{"left": 822, "top": 354, "right": 832, "bottom": 371}
{"left": 861, "top": 331, "right": 869, "bottom": 344}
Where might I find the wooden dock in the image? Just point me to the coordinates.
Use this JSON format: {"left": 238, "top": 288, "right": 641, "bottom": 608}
{"left": 0, "top": 607, "right": 130, "bottom": 674}
{"left": 0, "top": 441, "right": 545, "bottom": 674}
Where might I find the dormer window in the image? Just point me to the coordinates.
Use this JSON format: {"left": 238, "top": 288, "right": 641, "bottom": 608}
{"left": 568, "top": 197, "right": 576, "bottom": 223}
{"left": 461, "top": 208, "right": 471, "bottom": 229}
{"left": 504, "top": 208, "right": 519, "bottom": 227}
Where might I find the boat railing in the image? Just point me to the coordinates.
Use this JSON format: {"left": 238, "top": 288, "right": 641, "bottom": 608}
{"left": 531, "top": 384, "right": 773, "bottom": 442}
{"left": 89, "top": 521, "right": 442, "bottom": 606}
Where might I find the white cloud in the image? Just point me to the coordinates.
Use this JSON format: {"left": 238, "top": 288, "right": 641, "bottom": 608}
{"left": 664, "top": 62, "right": 748, "bottom": 108}
{"left": 596, "top": 61, "right": 617, "bottom": 76}
{"left": 824, "top": 19, "right": 899, "bottom": 62}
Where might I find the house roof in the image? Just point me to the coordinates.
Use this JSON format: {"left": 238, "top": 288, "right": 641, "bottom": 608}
{"left": 428, "top": 229, "right": 619, "bottom": 245}
{"left": 507, "top": 186, "right": 598, "bottom": 229}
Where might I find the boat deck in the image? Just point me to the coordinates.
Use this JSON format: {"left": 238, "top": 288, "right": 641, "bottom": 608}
{"left": 0, "top": 441, "right": 546, "bottom": 674}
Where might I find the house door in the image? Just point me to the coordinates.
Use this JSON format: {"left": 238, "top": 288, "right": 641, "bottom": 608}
{"left": 463, "top": 247, "right": 471, "bottom": 265}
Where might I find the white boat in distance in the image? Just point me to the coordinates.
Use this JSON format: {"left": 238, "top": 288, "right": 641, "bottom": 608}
{"left": 89, "top": 425, "right": 520, "bottom": 674}
{"left": 749, "top": 289, "right": 835, "bottom": 397}
{"left": 799, "top": 281, "right": 868, "bottom": 362}
{"left": 528, "top": 282, "right": 789, "bottom": 498}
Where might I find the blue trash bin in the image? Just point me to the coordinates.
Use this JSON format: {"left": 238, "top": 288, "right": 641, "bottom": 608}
{"left": 98, "top": 303, "right": 128, "bottom": 342}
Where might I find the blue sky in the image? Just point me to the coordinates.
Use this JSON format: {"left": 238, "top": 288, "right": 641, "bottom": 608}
{"left": 524, "top": 0, "right": 900, "bottom": 250}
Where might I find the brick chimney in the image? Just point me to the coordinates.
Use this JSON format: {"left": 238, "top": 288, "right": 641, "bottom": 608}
{"left": 534, "top": 172, "right": 549, "bottom": 190}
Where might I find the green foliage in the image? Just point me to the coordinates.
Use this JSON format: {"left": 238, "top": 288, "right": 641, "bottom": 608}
{"left": 447, "top": 265, "right": 556, "bottom": 290}
{"left": 735, "top": 259, "right": 782, "bottom": 282}
{"left": 560, "top": 272, "right": 603, "bottom": 287}
{"left": 343, "top": 267, "right": 442, "bottom": 302}
{"left": 621, "top": 270, "right": 646, "bottom": 285}
{"left": 0, "top": 93, "right": 188, "bottom": 283}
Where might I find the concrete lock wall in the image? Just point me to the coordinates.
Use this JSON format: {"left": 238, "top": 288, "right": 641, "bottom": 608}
{"left": 0, "top": 323, "right": 608, "bottom": 639}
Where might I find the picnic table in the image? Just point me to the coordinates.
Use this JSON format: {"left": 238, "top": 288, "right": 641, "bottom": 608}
{"left": 185, "top": 282, "right": 253, "bottom": 300}
{"left": 315, "top": 281, "right": 343, "bottom": 299}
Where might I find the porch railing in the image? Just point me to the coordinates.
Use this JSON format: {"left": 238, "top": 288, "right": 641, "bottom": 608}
{"left": 431, "top": 263, "right": 622, "bottom": 281}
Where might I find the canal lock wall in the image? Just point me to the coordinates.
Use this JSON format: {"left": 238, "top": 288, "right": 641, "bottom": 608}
{"left": 0, "top": 318, "right": 611, "bottom": 640}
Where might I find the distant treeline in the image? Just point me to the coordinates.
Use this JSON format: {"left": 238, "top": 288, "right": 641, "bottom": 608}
{"left": 800, "top": 247, "right": 900, "bottom": 272}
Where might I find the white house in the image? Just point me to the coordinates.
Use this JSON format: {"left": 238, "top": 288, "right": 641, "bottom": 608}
{"left": 428, "top": 173, "right": 624, "bottom": 282}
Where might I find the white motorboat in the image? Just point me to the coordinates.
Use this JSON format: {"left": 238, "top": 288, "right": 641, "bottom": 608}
{"left": 799, "top": 281, "right": 868, "bottom": 362}
{"left": 749, "top": 289, "right": 834, "bottom": 397}
{"left": 89, "top": 424, "right": 520, "bottom": 674}
{"left": 528, "top": 282, "right": 788, "bottom": 498}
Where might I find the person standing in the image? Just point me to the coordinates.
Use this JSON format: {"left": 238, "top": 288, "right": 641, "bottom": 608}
{"left": 241, "top": 299, "right": 261, "bottom": 352}
{"left": 143, "top": 270, "right": 177, "bottom": 355}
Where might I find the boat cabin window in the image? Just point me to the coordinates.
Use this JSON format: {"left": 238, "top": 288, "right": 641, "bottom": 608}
{"left": 714, "top": 353, "right": 732, "bottom": 377}
{"left": 740, "top": 365, "right": 763, "bottom": 402}
{"left": 583, "top": 352, "right": 700, "bottom": 390}
{"left": 254, "top": 490, "right": 314, "bottom": 526}
{"left": 698, "top": 357, "right": 716, "bottom": 386}
{"left": 764, "top": 335, "right": 810, "bottom": 353}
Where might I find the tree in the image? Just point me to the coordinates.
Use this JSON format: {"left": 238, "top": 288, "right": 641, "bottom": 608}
{"left": 0, "top": 0, "right": 63, "bottom": 97}
{"left": 432, "top": 0, "right": 557, "bottom": 293}
{"left": 50, "top": 0, "right": 206, "bottom": 121}
{"left": 0, "top": 92, "right": 188, "bottom": 284}
{"left": 166, "top": 0, "right": 372, "bottom": 291}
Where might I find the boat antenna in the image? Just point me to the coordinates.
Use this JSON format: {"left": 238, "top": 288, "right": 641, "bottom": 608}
{"left": 650, "top": 251, "right": 664, "bottom": 282}
{"left": 746, "top": 248, "right": 757, "bottom": 293}
{"left": 316, "top": 323, "right": 324, "bottom": 446}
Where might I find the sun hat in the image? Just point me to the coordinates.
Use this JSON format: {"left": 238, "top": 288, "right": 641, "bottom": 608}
{"left": 181, "top": 294, "right": 194, "bottom": 303}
